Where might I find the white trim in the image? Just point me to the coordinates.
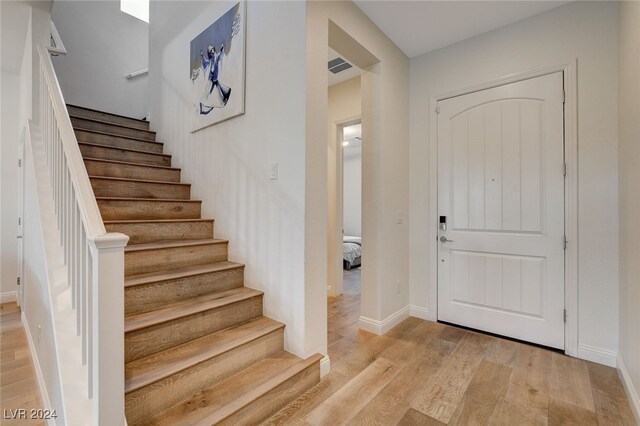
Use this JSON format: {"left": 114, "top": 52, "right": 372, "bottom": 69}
{"left": 618, "top": 354, "right": 640, "bottom": 424}
{"left": 48, "top": 21, "right": 67, "bottom": 56}
{"left": 358, "top": 306, "right": 410, "bottom": 335}
{"left": 125, "top": 68, "right": 149, "bottom": 80}
{"left": 21, "top": 312, "right": 54, "bottom": 426}
{"left": 0, "top": 291, "right": 17, "bottom": 304}
{"left": 409, "top": 305, "right": 431, "bottom": 321}
{"left": 428, "top": 60, "right": 579, "bottom": 355}
{"left": 320, "top": 355, "right": 331, "bottom": 378}
{"left": 577, "top": 343, "right": 617, "bottom": 368}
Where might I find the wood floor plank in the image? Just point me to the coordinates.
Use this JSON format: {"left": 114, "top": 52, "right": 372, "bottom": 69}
{"left": 549, "top": 352, "right": 596, "bottom": 412}
{"left": 349, "top": 338, "right": 457, "bottom": 426}
{"left": 436, "top": 326, "right": 468, "bottom": 345}
{"left": 0, "top": 378, "right": 39, "bottom": 403}
{"left": 504, "top": 344, "right": 551, "bottom": 416}
{"left": 586, "top": 361, "right": 637, "bottom": 425}
{"left": 591, "top": 388, "right": 637, "bottom": 425}
{"left": 447, "top": 360, "right": 513, "bottom": 425}
{"left": 396, "top": 408, "right": 446, "bottom": 426}
{"left": 0, "top": 365, "right": 36, "bottom": 387}
{"left": 0, "top": 303, "right": 45, "bottom": 418}
{"left": 549, "top": 398, "right": 598, "bottom": 426}
{"left": 261, "top": 371, "right": 351, "bottom": 425}
{"left": 485, "top": 337, "right": 519, "bottom": 367}
{"left": 303, "top": 357, "right": 400, "bottom": 425}
{"left": 410, "top": 333, "right": 492, "bottom": 423}
{"left": 487, "top": 401, "right": 547, "bottom": 426}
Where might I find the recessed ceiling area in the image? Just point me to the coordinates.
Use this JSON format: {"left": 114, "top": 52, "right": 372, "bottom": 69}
{"left": 354, "top": 1, "right": 572, "bottom": 58}
{"left": 328, "top": 47, "right": 360, "bottom": 86}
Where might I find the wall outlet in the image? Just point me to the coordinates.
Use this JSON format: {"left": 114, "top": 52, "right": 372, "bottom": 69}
{"left": 395, "top": 279, "right": 401, "bottom": 295}
{"left": 270, "top": 162, "right": 278, "bottom": 180}
{"left": 396, "top": 211, "right": 404, "bottom": 224}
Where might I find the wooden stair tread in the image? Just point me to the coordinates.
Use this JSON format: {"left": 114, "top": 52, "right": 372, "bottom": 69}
{"left": 125, "top": 261, "right": 244, "bottom": 288}
{"left": 125, "top": 316, "right": 285, "bottom": 393}
{"left": 79, "top": 142, "right": 170, "bottom": 157}
{"left": 146, "top": 352, "right": 323, "bottom": 426}
{"left": 70, "top": 115, "right": 157, "bottom": 134}
{"left": 125, "top": 287, "right": 263, "bottom": 333}
{"left": 67, "top": 103, "right": 149, "bottom": 123}
{"left": 96, "top": 196, "right": 201, "bottom": 203}
{"left": 124, "top": 238, "right": 227, "bottom": 253}
{"left": 89, "top": 175, "right": 190, "bottom": 186}
{"left": 105, "top": 218, "right": 212, "bottom": 224}
{"left": 75, "top": 127, "right": 162, "bottom": 144}
{"left": 83, "top": 157, "right": 180, "bottom": 171}
{"left": 157, "top": 353, "right": 321, "bottom": 425}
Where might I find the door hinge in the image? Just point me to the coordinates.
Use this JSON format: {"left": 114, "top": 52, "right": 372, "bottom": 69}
{"left": 17, "top": 277, "right": 20, "bottom": 286}
{"left": 563, "top": 308, "right": 567, "bottom": 323}
{"left": 562, "top": 90, "right": 566, "bottom": 103}
{"left": 436, "top": 105, "right": 440, "bottom": 114}
{"left": 562, "top": 163, "right": 567, "bottom": 177}
{"left": 18, "top": 159, "right": 22, "bottom": 167}
{"left": 563, "top": 235, "right": 568, "bottom": 250}
{"left": 18, "top": 217, "right": 21, "bottom": 226}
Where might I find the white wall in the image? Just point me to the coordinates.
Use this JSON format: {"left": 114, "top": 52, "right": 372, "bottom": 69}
{"left": 343, "top": 148, "right": 361, "bottom": 237}
{"left": 618, "top": 1, "right": 640, "bottom": 420}
{"left": 328, "top": 76, "right": 361, "bottom": 238}
{"left": 51, "top": 0, "right": 149, "bottom": 119}
{"left": 148, "top": 1, "right": 311, "bottom": 357}
{"left": 307, "top": 1, "right": 410, "bottom": 333}
{"left": 1, "top": 0, "right": 33, "bottom": 302}
{"left": 1, "top": 71, "right": 20, "bottom": 301}
{"left": 409, "top": 1, "right": 619, "bottom": 357}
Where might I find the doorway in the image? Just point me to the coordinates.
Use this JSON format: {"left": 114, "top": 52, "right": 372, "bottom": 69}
{"left": 326, "top": 50, "right": 364, "bottom": 356}
{"left": 436, "top": 72, "right": 566, "bottom": 349}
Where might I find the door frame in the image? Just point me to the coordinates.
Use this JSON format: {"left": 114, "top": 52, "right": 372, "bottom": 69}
{"left": 427, "top": 59, "right": 578, "bottom": 357}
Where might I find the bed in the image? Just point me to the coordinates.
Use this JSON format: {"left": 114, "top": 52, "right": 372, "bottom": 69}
{"left": 343, "top": 236, "right": 362, "bottom": 270}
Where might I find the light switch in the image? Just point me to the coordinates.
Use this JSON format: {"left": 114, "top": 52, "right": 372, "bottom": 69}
{"left": 270, "top": 163, "right": 278, "bottom": 180}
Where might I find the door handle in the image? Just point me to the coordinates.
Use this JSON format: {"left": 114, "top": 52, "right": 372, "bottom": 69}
{"left": 439, "top": 236, "right": 454, "bottom": 243}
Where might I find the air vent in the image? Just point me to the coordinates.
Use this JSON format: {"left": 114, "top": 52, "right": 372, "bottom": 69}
{"left": 328, "top": 57, "right": 353, "bottom": 74}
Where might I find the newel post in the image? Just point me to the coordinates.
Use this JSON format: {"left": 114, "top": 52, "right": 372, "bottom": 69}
{"left": 90, "top": 232, "right": 129, "bottom": 425}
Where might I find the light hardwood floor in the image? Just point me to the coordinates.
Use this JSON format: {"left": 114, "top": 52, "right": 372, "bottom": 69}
{"left": 0, "top": 302, "right": 45, "bottom": 426}
{"left": 266, "top": 269, "right": 637, "bottom": 425}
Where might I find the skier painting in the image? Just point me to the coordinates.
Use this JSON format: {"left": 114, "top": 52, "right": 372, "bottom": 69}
{"left": 199, "top": 44, "right": 232, "bottom": 114}
{"left": 190, "top": 2, "right": 245, "bottom": 131}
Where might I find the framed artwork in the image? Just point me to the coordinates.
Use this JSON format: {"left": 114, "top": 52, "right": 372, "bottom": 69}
{"left": 190, "top": 2, "right": 246, "bottom": 132}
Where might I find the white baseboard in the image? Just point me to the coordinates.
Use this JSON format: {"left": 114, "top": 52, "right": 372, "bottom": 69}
{"left": 1, "top": 290, "right": 17, "bottom": 304}
{"left": 618, "top": 354, "right": 640, "bottom": 425}
{"left": 21, "top": 312, "right": 53, "bottom": 422}
{"left": 320, "top": 355, "right": 330, "bottom": 378}
{"left": 409, "top": 305, "right": 431, "bottom": 320}
{"left": 359, "top": 306, "right": 410, "bottom": 335}
{"left": 577, "top": 343, "right": 617, "bottom": 368}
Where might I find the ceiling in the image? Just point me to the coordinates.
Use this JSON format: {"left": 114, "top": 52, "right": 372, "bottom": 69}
{"left": 354, "top": 1, "right": 571, "bottom": 58}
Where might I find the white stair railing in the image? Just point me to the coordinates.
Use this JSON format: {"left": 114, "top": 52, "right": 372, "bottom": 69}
{"left": 37, "top": 44, "right": 129, "bottom": 425}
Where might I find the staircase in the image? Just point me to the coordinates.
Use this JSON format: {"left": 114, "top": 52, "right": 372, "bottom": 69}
{"left": 68, "top": 104, "right": 322, "bottom": 425}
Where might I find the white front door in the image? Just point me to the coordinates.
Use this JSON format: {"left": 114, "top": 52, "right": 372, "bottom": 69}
{"left": 437, "top": 72, "right": 565, "bottom": 349}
